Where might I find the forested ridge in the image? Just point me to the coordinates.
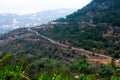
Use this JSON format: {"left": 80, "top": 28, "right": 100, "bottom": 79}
{"left": 38, "top": 0, "right": 120, "bottom": 59}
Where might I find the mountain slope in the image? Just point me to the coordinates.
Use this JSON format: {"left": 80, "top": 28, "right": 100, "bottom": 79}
{"left": 0, "top": 0, "right": 119, "bottom": 59}
{"left": 1, "top": 0, "right": 120, "bottom": 80}
{"left": 37, "top": 0, "right": 120, "bottom": 59}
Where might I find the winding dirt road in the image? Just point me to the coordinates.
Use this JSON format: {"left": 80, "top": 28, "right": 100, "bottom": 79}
{"left": 28, "top": 28, "right": 120, "bottom": 66}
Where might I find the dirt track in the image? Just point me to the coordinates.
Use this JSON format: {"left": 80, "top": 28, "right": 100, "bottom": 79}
{"left": 28, "top": 28, "right": 120, "bottom": 66}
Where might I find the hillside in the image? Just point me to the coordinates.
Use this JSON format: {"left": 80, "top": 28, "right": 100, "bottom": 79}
{"left": 0, "top": 0, "right": 120, "bottom": 79}
{"left": 0, "top": 27, "right": 120, "bottom": 80}
{"left": 38, "top": 0, "right": 120, "bottom": 59}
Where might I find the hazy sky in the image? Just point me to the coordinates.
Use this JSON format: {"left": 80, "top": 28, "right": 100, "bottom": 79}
{"left": 0, "top": 0, "right": 92, "bottom": 14}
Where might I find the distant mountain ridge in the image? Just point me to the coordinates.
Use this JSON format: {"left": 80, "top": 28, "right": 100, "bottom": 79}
{"left": 0, "top": 8, "right": 76, "bottom": 33}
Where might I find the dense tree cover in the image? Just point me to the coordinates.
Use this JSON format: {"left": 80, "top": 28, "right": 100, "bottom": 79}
{"left": 38, "top": 23, "right": 120, "bottom": 58}
{"left": 0, "top": 53, "right": 30, "bottom": 80}
{"left": 0, "top": 53, "right": 120, "bottom": 80}
{"left": 38, "top": 0, "right": 120, "bottom": 58}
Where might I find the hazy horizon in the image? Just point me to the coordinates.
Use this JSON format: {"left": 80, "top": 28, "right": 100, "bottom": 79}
{"left": 0, "top": 0, "right": 92, "bottom": 15}
{"left": 0, "top": 8, "right": 77, "bottom": 15}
